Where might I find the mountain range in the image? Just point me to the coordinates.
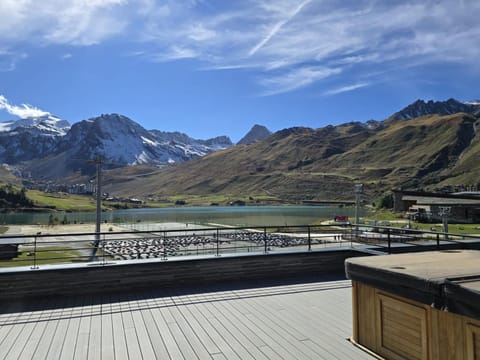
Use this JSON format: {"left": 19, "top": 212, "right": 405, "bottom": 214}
{"left": 0, "top": 113, "right": 236, "bottom": 178}
{"left": 1, "top": 98, "right": 480, "bottom": 202}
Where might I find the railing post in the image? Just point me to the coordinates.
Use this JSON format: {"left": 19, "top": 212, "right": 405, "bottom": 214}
{"left": 216, "top": 229, "right": 220, "bottom": 256}
{"left": 31, "top": 235, "right": 38, "bottom": 270}
{"left": 387, "top": 228, "right": 391, "bottom": 254}
{"left": 102, "top": 234, "right": 106, "bottom": 266}
{"left": 163, "top": 232, "right": 167, "bottom": 260}
{"left": 264, "top": 227, "right": 268, "bottom": 254}
{"left": 308, "top": 226, "right": 311, "bottom": 251}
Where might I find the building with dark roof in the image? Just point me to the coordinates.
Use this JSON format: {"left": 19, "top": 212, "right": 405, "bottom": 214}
{"left": 393, "top": 190, "right": 480, "bottom": 223}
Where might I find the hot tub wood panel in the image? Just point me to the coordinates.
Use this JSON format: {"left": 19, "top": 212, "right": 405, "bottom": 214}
{"left": 466, "top": 323, "right": 480, "bottom": 360}
{"left": 347, "top": 251, "right": 480, "bottom": 360}
{"left": 352, "top": 281, "right": 377, "bottom": 350}
{"left": 376, "top": 293, "right": 428, "bottom": 360}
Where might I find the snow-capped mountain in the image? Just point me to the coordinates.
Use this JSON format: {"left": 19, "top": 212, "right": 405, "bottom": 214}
{"left": 465, "top": 100, "right": 480, "bottom": 106}
{"left": 60, "top": 114, "right": 233, "bottom": 166}
{"left": 0, "top": 114, "right": 70, "bottom": 135}
{"left": 0, "top": 115, "right": 71, "bottom": 164}
{"left": 0, "top": 113, "right": 233, "bottom": 178}
{"left": 390, "top": 98, "right": 480, "bottom": 121}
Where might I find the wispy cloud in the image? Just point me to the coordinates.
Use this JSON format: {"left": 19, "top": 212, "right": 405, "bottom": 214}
{"left": 1, "top": 0, "right": 480, "bottom": 94}
{"left": 0, "top": 50, "right": 27, "bottom": 71}
{"left": 260, "top": 66, "right": 342, "bottom": 96}
{"left": 131, "top": 0, "right": 480, "bottom": 95}
{"left": 0, "top": 95, "right": 51, "bottom": 118}
{"left": 248, "top": 0, "right": 311, "bottom": 57}
{"left": 0, "top": 0, "right": 129, "bottom": 46}
{"left": 323, "top": 82, "right": 370, "bottom": 96}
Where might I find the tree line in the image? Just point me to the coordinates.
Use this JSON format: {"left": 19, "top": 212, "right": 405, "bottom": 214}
{"left": 0, "top": 184, "right": 34, "bottom": 209}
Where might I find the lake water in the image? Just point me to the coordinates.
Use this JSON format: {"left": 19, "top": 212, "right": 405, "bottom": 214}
{"left": 0, "top": 205, "right": 361, "bottom": 227}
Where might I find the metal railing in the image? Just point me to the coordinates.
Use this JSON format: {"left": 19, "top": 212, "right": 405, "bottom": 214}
{"left": 1, "top": 224, "right": 480, "bottom": 270}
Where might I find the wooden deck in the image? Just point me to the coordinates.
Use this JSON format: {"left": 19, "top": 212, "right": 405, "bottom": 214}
{"left": 0, "top": 276, "right": 373, "bottom": 359}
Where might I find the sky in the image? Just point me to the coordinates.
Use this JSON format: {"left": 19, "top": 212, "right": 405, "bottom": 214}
{"left": 0, "top": 0, "right": 479, "bottom": 142}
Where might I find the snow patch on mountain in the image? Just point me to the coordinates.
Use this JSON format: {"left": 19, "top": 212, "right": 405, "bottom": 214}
{"left": 0, "top": 111, "right": 233, "bottom": 178}
{"left": 0, "top": 114, "right": 70, "bottom": 135}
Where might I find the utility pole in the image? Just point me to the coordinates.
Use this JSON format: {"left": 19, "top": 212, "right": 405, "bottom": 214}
{"left": 439, "top": 206, "right": 451, "bottom": 241}
{"left": 354, "top": 184, "right": 363, "bottom": 225}
{"left": 89, "top": 154, "right": 104, "bottom": 261}
{"left": 354, "top": 184, "right": 363, "bottom": 238}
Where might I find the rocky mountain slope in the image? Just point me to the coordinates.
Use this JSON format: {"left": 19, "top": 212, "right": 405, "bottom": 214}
{"left": 0, "top": 113, "right": 232, "bottom": 178}
{"left": 98, "top": 99, "right": 480, "bottom": 202}
{"left": 237, "top": 124, "right": 272, "bottom": 145}
{"left": 2, "top": 98, "right": 480, "bottom": 203}
{"left": 388, "top": 98, "right": 479, "bottom": 121}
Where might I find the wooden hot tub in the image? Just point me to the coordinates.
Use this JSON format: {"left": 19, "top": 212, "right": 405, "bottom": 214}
{"left": 345, "top": 250, "right": 480, "bottom": 360}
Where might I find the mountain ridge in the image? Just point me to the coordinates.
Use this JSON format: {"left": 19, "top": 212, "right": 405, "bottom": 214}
{"left": 0, "top": 113, "right": 233, "bottom": 178}
{"left": 1, "top": 97, "right": 480, "bottom": 202}
{"left": 237, "top": 124, "right": 272, "bottom": 145}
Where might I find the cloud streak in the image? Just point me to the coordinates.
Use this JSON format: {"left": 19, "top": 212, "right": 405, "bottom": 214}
{"left": 1, "top": 0, "right": 480, "bottom": 95}
{"left": 248, "top": 0, "right": 311, "bottom": 57}
{"left": 260, "top": 66, "right": 342, "bottom": 96}
{"left": 323, "top": 82, "right": 370, "bottom": 96}
{"left": 0, "top": 0, "right": 129, "bottom": 46}
{"left": 132, "top": 0, "right": 480, "bottom": 95}
{"left": 0, "top": 95, "right": 51, "bottom": 118}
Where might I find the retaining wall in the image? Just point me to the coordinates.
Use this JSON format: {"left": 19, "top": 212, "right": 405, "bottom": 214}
{"left": 0, "top": 248, "right": 368, "bottom": 300}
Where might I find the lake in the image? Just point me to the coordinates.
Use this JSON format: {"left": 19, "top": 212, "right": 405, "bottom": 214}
{"left": 0, "top": 205, "right": 362, "bottom": 227}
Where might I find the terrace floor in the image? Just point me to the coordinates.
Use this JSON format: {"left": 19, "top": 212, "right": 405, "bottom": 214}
{"left": 0, "top": 275, "right": 373, "bottom": 360}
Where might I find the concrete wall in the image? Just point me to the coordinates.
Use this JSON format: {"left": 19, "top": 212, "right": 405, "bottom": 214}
{"left": 0, "top": 248, "right": 367, "bottom": 300}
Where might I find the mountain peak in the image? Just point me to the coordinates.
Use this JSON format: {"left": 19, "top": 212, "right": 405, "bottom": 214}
{"left": 0, "top": 114, "right": 70, "bottom": 135}
{"left": 237, "top": 124, "right": 272, "bottom": 145}
{"left": 390, "top": 98, "right": 477, "bottom": 121}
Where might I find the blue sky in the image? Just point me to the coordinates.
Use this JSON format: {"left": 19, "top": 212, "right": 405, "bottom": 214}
{"left": 0, "top": 0, "right": 479, "bottom": 142}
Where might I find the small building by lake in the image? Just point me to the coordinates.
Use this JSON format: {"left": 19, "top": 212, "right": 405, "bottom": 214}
{"left": 393, "top": 190, "right": 480, "bottom": 223}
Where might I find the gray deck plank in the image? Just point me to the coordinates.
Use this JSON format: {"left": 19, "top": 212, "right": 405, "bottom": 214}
{"left": 285, "top": 284, "right": 364, "bottom": 354}
{"left": 243, "top": 282, "right": 362, "bottom": 360}
{"left": 111, "top": 308, "right": 129, "bottom": 360}
{"left": 228, "top": 282, "right": 355, "bottom": 359}
{"left": 170, "top": 292, "right": 221, "bottom": 356}
{"left": 17, "top": 303, "right": 54, "bottom": 360}
{"left": 212, "top": 286, "right": 311, "bottom": 360}
{"left": 31, "top": 300, "right": 67, "bottom": 360}
{"left": 138, "top": 298, "right": 171, "bottom": 360}
{"left": 87, "top": 304, "right": 103, "bottom": 360}
{"left": 174, "top": 292, "right": 228, "bottom": 358}
{"left": 254, "top": 281, "right": 372, "bottom": 360}
{"left": 180, "top": 290, "right": 243, "bottom": 360}
{"left": 58, "top": 297, "right": 84, "bottom": 360}
{"left": 193, "top": 291, "right": 296, "bottom": 360}
{"left": 3, "top": 305, "right": 40, "bottom": 360}
{"left": 214, "top": 286, "right": 316, "bottom": 360}
{"left": 129, "top": 302, "right": 157, "bottom": 360}
{"left": 165, "top": 290, "right": 213, "bottom": 360}
{"left": 149, "top": 295, "right": 186, "bottom": 360}
{"left": 200, "top": 295, "right": 270, "bottom": 360}
{"left": 121, "top": 301, "right": 143, "bottom": 360}
{"left": 101, "top": 297, "right": 116, "bottom": 360}
{"left": 0, "top": 277, "right": 374, "bottom": 360}
{"left": 73, "top": 296, "right": 92, "bottom": 360}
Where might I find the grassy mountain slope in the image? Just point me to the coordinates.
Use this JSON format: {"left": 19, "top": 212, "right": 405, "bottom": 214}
{"left": 0, "top": 166, "right": 21, "bottom": 185}
{"left": 325, "top": 113, "right": 478, "bottom": 187}
{"left": 101, "top": 123, "right": 373, "bottom": 201}
{"left": 101, "top": 113, "right": 480, "bottom": 203}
